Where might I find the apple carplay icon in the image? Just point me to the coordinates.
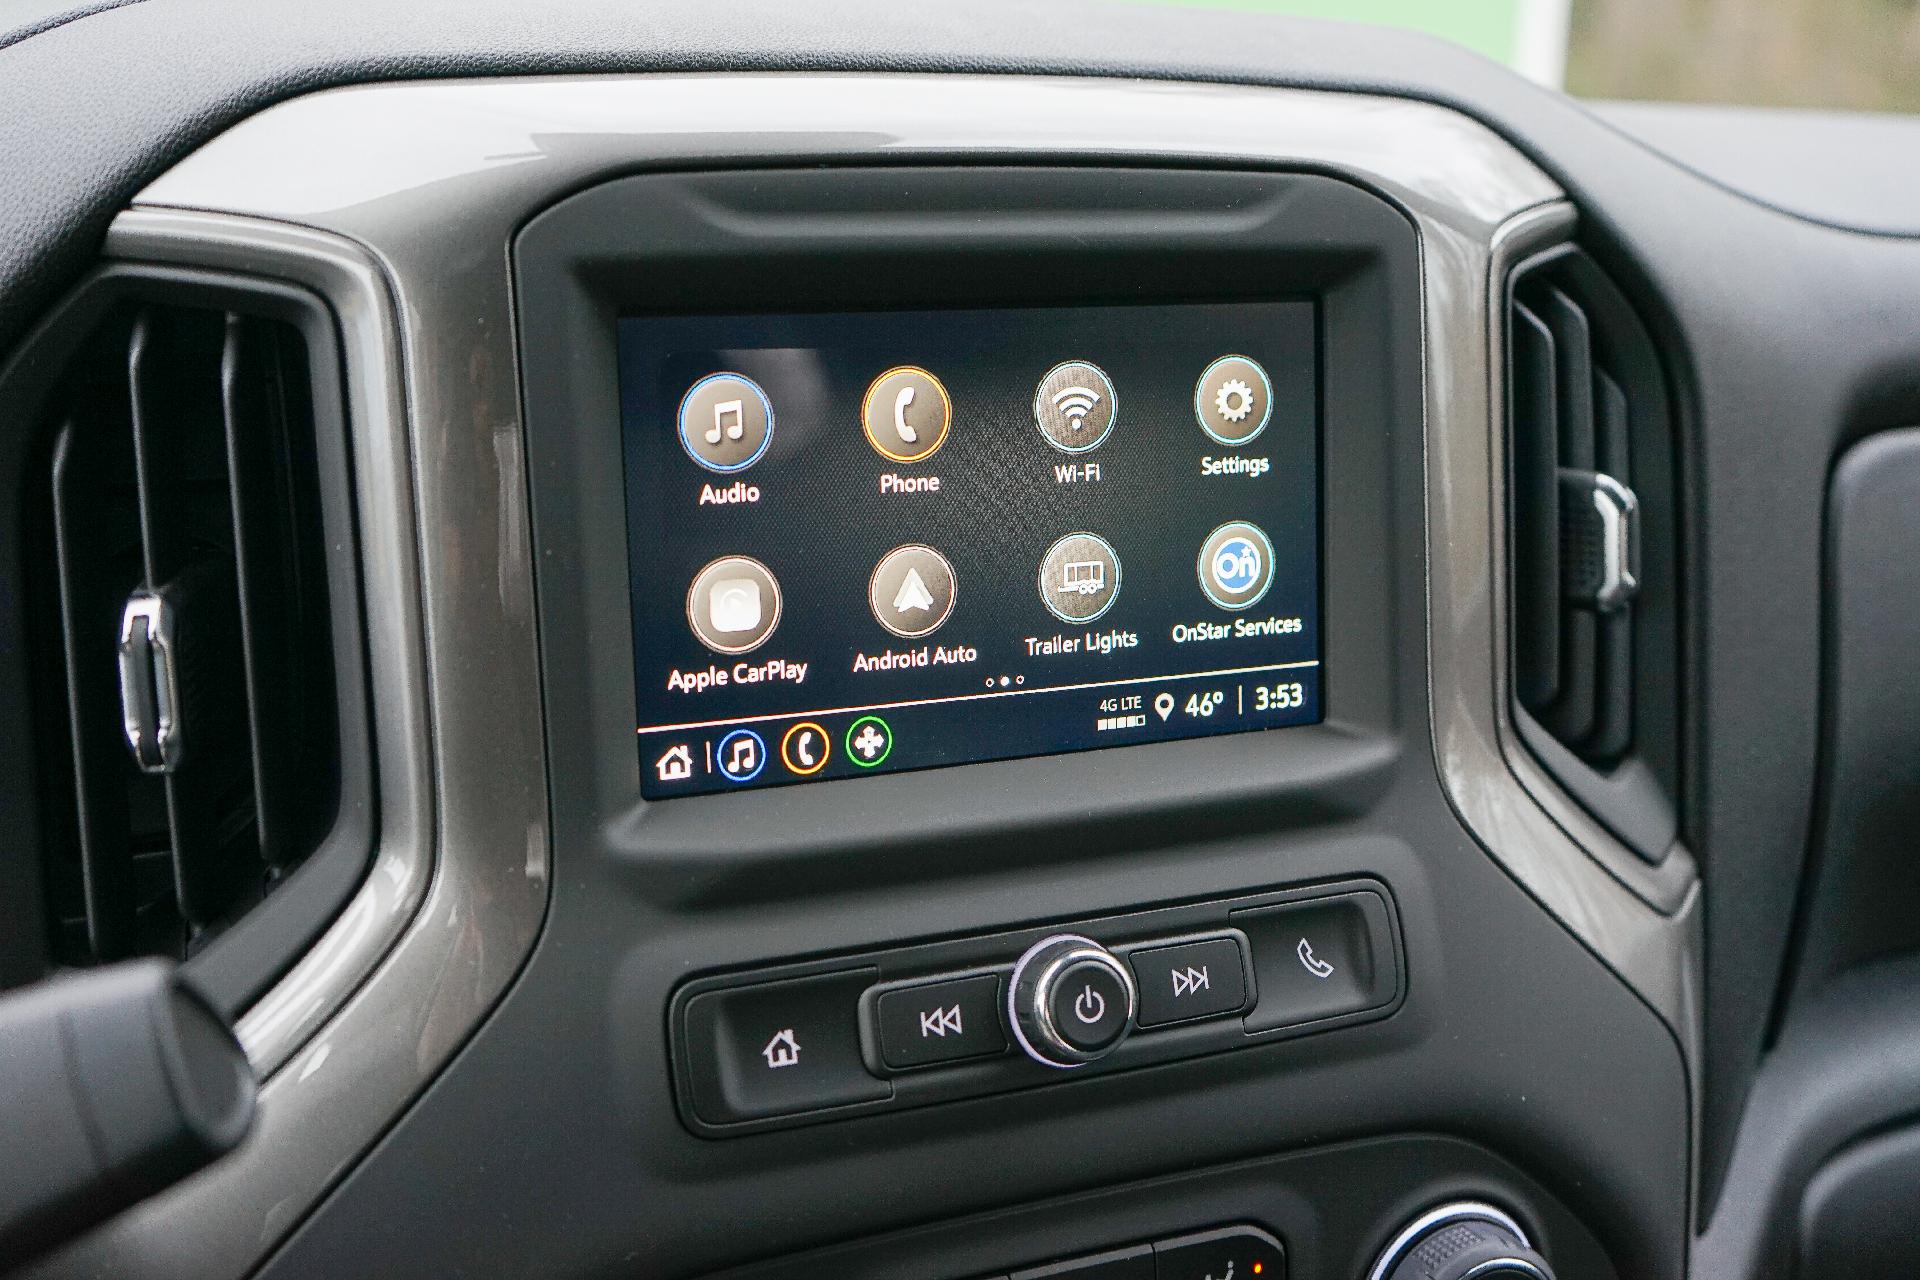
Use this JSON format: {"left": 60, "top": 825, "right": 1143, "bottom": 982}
{"left": 686, "top": 555, "right": 783, "bottom": 654}
{"left": 868, "top": 544, "right": 957, "bottom": 639}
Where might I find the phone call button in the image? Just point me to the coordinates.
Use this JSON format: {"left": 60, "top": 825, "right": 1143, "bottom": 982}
{"left": 780, "top": 722, "right": 830, "bottom": 777}
{"left": 1233, "top": 890, "right": 1400, "bottom": 1033}
{"left": 862, "top": 366, "right": 951, "bottom": 464}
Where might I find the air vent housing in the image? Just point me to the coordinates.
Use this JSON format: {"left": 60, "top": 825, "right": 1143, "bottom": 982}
{"left": 1505, "top": 245, "right": 1682, "bottom": 863}
{"left": 2, "top": 266, "right": 372, "bottom": 1017}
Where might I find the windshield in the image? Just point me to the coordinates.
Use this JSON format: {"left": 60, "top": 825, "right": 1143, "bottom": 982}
{"left": 1158, "top": 0, "right": 1920, "bottom": 112}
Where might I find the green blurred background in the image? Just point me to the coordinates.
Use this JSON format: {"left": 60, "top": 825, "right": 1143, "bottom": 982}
{"left": 1156, "top": 0, "right": 1920, "bottom": 112}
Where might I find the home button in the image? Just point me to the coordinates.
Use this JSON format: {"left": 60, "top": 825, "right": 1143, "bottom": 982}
{"left": 681, "top": 970, "right": 890, "bottom": 1125}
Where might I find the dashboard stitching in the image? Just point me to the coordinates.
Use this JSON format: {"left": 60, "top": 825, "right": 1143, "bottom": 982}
{"left": 0, "top": 0, "right": 146, "bottom": 54}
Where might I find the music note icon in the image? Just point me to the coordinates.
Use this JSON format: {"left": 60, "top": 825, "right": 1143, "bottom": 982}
{"left": 707, "top": 398, "right": 745, "bottom": 446}
{"left": 680, "top": 374, "right": 773, "bottom": 473}
{"left": 715, "top": 728, "right": 767, "bottom": 783}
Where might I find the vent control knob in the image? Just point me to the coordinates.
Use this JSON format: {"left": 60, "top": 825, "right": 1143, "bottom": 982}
{"left": 1369, "top": 1202, "right": 1554, "bottom": 1280}
{"left": 1007, "top": 934, "right": 1136, "bottom": 1068}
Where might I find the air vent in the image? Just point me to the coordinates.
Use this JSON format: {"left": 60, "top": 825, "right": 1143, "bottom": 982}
{"left": 8, "top": 267, "right": 372, "bottom": 1016}
{"left": 1505, "top": 246, "right": 1681, "bottom": 863}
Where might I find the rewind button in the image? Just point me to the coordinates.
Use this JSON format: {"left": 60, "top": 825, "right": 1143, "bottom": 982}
{"left": 874, "top": 974, "right": 1007, "bottom": 1071}
{"left": 1130, "top": 936, "right": 1249, "bottom": 1028}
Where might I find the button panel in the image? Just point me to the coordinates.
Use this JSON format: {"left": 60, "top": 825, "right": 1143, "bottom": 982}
{"left": 671, "top": 880, "right": 1401, "bottom": 1135}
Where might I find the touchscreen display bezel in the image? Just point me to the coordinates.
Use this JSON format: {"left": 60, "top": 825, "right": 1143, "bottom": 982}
{"left": 513, "top": 164, "right": 1414, "bottom": 853}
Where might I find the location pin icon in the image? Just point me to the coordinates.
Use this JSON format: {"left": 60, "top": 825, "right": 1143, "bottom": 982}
{"left": 1154, "top": 692, "right": 1175, "bottom": 721}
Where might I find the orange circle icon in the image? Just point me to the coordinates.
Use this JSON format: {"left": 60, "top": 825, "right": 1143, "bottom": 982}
{"left": 861, "top": 366, "right": 951, "bottom": 463}
{"left": 780, "top": 721, "right": 831, "bottom": 776}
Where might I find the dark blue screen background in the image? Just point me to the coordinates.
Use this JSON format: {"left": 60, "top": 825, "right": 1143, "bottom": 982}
{"left": 620, "top": 301, "right": 1323, "bottom": 797}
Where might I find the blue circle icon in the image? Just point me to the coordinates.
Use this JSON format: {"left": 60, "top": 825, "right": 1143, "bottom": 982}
{"left": 1197, "top": 520, "right": 1277, "bottom": 611}
{"left": 678, "top": 372, "right": 774, "bottom": 473}
{"left": 715, "top": 728, "right": 768, "bottom": 783}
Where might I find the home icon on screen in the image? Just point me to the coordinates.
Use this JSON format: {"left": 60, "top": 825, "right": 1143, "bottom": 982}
{"left": 655, "top": 743, "right": 694, "bottom": 783}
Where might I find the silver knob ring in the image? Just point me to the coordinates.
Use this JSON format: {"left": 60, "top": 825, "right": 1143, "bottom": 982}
{"left": 1006, "top": 934, "right": 1138, "bottom": 1069}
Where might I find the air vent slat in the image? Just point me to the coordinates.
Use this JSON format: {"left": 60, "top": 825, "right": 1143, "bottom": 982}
{"left": 1544, "top": 288, "right": 1596, "bottom": 472}
{"left": 1588, "top": 613, "right": 1633, "bottom": 762}
{"left": 1584, "top": 372, "right": 1634, "bottom": 763}
{"left": 1510, "top": 302, "right": 1562, "bottom": 712}
{"left": 1534, "top": 286, "right": 1599, "bottom": 747}
{"left": 128, "top": 310, "right": 228, "bottom": 588}
{"left": 1595, "top": 370, "right": 1630, "bottom": 483}
{"left": 158, "top": 574, "right": 255, "bottom": 936}
{"left": 222, "top": 315, "right": 331, "bottom": 871}
{"left": 1548, "top": 601, "right": 1599, "bottom": 746}
{"left": 49, "top": 420, "right": 138, "bottom": 961}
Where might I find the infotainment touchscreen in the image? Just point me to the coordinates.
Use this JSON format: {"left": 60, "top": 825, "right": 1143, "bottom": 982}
{"left": 620, "top": 301, "right": 1322, "bottom": 798}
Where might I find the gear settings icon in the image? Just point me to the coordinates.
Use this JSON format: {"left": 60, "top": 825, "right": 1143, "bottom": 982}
{"left": 1195, "top": 355, "right": 1273, "bottom": 444}
{"left": 1214, "top": 378, "right": 1256, "bottom": 423}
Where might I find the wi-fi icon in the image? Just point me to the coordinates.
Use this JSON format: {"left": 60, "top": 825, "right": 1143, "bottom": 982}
{"left": 1051, "top": 385, "right": 1102, "bottom": 430}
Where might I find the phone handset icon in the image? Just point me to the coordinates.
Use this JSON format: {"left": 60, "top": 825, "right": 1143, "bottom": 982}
{"left": 892, "top": 386, "right": 918, "bottom": 444}
{"left": 862, "top": 367, "right": 949, "bottom": 462}
{"left": 1296, "top": 937, "right": 1335, "bottom": 979}
{"left": 780, "top": 722, "right": 831, "bottom": 777}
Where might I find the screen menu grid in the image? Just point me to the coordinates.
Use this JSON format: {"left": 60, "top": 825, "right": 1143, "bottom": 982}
{"left": 621, "top": 302, "right": 1323, "bottom": 798}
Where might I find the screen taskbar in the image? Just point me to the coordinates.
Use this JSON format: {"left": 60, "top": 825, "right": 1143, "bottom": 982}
{"left": 639, "top": 659, "right": 1323, "bottom": 798}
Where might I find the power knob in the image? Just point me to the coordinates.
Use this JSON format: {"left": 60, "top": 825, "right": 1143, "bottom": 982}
{"left": 1007, "top": 934, "right": 1137, "bottom": 1068}
{"left": 1368, "top": 1202, "right": 1554, "bottom": 1280}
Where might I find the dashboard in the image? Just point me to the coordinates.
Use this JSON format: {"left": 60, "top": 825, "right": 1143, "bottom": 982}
{"left": 3, "top": 4, "right": 1920, "bottom": 1280}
